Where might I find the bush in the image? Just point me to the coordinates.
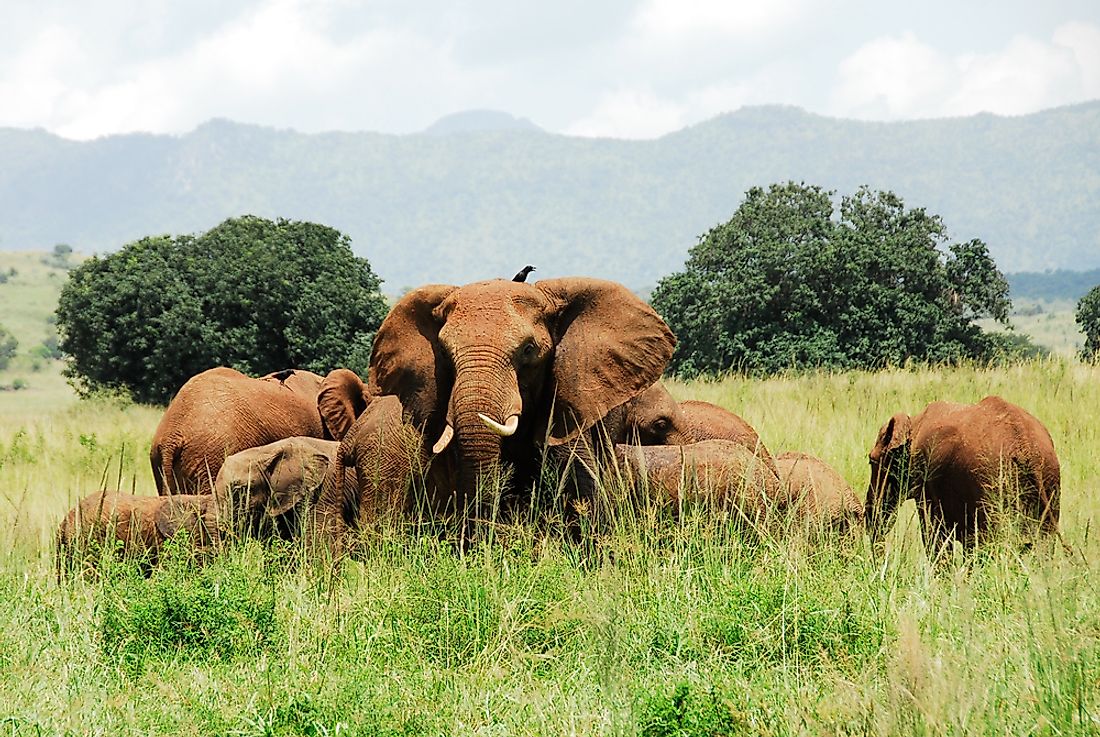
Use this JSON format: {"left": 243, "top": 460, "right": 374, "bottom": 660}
{"left": 651, "top": 183, "right": 1012, "bottom": 376}
{"left": 636, "top": 682, "right": 750, "bottom": 737}
{"left": 1077, "top": 284, "right": 1100, "bottom": 360}
{"left": 56, "top": 216, "right": 388, "bottom": 404}
{"left": 97, "top": 552, "right": 282, "bottom": 675}
{"left": 0, "top": 326, "right": 17, "bottom": 371}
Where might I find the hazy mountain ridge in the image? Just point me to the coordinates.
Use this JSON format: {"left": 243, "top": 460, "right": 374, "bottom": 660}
{"left": 1, "top": 103, "right": 1098, "bottom": 289}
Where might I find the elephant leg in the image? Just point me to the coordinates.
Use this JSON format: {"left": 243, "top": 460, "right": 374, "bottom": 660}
{"left": 919, "top": 501, "right": 952, "bottom": 562}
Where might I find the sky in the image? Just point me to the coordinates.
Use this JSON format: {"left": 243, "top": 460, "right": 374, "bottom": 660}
{"left": 3, "top": 0, "right": 1099, "bottom": 140}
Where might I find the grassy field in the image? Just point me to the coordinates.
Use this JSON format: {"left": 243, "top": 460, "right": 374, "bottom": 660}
{"left": 1, "top": 252, "right": 1098, "bottom": 734}
{"left": 1, "top": 360, "right": 1098, "bottom": 736}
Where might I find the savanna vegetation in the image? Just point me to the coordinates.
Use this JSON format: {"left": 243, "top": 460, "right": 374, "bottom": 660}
{"left": 1076, "top": 284, "right": 1100, "bottom": 360}
{"left": 652, "top": 183, "right": 1013, "bottom": 376}
{"left": 55, "top": 216, "right": 388, "bottom": 404}
{"left": 0, "top": 240, "right": 1097, "bottom": 734}
{"left": 1, "top": 360, "right": 1098, "bottom": 735}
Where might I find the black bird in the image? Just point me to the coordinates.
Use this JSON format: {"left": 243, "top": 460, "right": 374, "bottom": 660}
{"left": 513, "top": 265, "right": 535, "bottom": 282}
{"left": 269, "top": 369, "right": 295, "bottom": 384}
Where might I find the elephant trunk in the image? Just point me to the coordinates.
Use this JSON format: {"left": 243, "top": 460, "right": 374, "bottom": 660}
{"left": 449, "top": 348, "right": 523, "bottom": 518}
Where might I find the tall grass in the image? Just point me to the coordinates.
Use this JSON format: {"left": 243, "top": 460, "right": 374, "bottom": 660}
{"left": 1, "top": 359, "right": 1098, "bottom": 735}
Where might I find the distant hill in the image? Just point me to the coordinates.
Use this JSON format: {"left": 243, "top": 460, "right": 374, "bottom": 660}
{"left": 1007, "top": 269, "right": 1100, "bottom": 302}
{"left": 1, "top": 103, "right": 1098, "bottom": 289}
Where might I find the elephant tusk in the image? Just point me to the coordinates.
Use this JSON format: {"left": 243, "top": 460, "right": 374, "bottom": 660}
{"left": 432, "top": 424, "right": 454, "bottom": 454}
{"left": 478, "top": 413, "right": 519, "bottom": 437}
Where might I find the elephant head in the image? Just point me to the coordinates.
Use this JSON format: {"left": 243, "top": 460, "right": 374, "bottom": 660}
{"left": 865, "top": 412, "right": 913, "bottom": 542}
{"left": 621, "top": 382, "right": 693, "bottom": 445}
{"left": 215, "top": 437, "right": 336, "bottom": 536}
{"left": 367, "top": 277, "right": 675, "bottom": 507}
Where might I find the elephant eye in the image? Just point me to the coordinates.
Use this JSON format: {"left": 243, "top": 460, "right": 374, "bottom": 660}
{"left": 654, "top": 417, "right": 670, "bottom": 431}
{"left": 519, "top": 340, "right": 539, "bottom": 362}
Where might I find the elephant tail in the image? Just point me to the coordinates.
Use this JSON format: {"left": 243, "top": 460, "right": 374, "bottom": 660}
{"left": 151, "top": 442, "right": 183, "bottom": 496}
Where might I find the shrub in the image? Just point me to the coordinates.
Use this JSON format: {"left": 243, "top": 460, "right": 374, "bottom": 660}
{"left": 97, "top": 552, "right": 282, "bottom": 675}
{"left": 0, "top": 326, "right": 16, "bottom": 371}
{"left": 1077, "top": 284, "right": 1100, "bottom": 360}
{"left": 56, "top": 216, "right": 388, "bottom": 404}
{"left": 652, "top": 183, "right": 1012, "bottom": 376}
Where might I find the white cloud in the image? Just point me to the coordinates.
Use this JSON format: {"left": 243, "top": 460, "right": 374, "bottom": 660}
{"left": 565, "top": 82, "right": 753, "bottom": 139}
{"left": 0, "top": 0, "right": 498, "bottom": 139}
{"left": 565, "top": 88, "right": 686, "bottom": 139}
{"left": 831, "top": 22, "right": 1100, "bottom": 120}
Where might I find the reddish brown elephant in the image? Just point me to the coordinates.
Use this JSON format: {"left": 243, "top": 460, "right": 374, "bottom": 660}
{"left": 775, "top": 451, "right": 863, "bottom": 532}
{"left": 675, "top": 400, "right": 776, "bottom": 472}
{"left": 612, "top": 440, "right": 784, "bottom": 524}
{"left": 312, "top": 277, "right": 675, "bottom": 542}
{"left": 150, "top": 367, "right": 369, "bottom": 495}
{"left": 865, "top": 395, "right": 1061, "bottom": 554}
{"left": 56, "top": 491, "right": 222, "bottom": 574}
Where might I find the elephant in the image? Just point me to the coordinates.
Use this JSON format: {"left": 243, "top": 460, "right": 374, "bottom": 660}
{"left": 151, "top": 366, "right": 370, "bottom": 495}
{"left": 675, "top": 399, "right": 777, "bottom": 473}
{"left": 312, "top": 277, "right": 675, "bottom": 543}
{"left": 865, "top": 395, "right": 1061, "bottom": 554}
{"left": 775, "top": 451, "right": 863, "bottom": 532}
{"left": 214, "top": 436, "right": 352, "bottom": 540}
{"left": 56, "top": 491, "right": 222, "bottom": 574}
{"left": 619, "top": 382, "right": 694, "bottom": 446}
{"left": 611, "top": 440, "right": 784, "bottom": 524}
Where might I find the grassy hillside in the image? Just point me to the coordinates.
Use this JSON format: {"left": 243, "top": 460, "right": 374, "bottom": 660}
{"left": 0, "top": 251, "right": 77, "bottom": 417}
{"left": 2, "top": 103, "right": 1099, "bottom": 289}
{"left": 1, "top": 360, "right": 1097, "bottom": 734}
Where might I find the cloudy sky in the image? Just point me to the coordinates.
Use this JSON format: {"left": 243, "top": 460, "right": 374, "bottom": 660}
{"left": 3, "top": 0, "right": 1099, "bottom": 140}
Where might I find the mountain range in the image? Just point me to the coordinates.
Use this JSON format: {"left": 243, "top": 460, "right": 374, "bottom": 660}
{"left": 1, "top": 103, "right": 1098, "bottom": 290}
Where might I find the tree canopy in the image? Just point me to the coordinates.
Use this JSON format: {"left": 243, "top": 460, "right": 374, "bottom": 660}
{"left": 651, "top": 183, "right": 1012, "bottom": 376}
{"left": 1077, "top": 284, "right": 1100, "bottom": 360}
{"left": 56, "top": 216, "right": 388, "bottom": 404}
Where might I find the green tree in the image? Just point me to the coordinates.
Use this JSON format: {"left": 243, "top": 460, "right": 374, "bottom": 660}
{"left": 1077, "top": 284, "right": 1100, "bottom": 360}
{"left": 651, "top": 183, "right": 1012, "bottom": 375}
{"left": 56, "top": 216, "right": 388, "bottom": 404}
{"left": 0, "top": 326, "right": 17, "bottom": 370}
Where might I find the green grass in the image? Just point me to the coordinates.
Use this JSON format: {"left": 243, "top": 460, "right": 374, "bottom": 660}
{"left": 0, "top": 251, "right": 81, "bottom": 418}
{"left": 977, "top": 299, "right": 1084, "bottom": 357}
{"left": 1, "top": 254, "right": 1098, "bottom": 734}
{"left": 2, "top": 359, "right": 1099, "bottom": 735}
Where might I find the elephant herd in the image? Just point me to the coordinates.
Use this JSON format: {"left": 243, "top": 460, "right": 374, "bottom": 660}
{"left": 57, "top": 276, "right": 1063, "bottom": 571}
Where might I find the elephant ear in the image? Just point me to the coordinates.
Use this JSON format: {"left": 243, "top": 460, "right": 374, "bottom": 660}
{"left": 318, "top": 369, "right": 372, "bottom": 440}
{"left": 368, "top": 284, "right": 456, "bottom": 425}
{"left": 264, "top": 444, "right": 334, "bottom": 517}
{"left": 872, "top": 413, "right": 912, "bottom": 459}
{"left": 537, "top": 277, "right": 676, "bottom": 445}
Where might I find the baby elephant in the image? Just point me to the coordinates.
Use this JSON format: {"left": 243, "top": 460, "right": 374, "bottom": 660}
{"left": 214, "top": 436, "right": 344, "bottom": 540}
{"left": 866, "top": 395, "right": 1060, "bottom": 554}
{"left": 775, "top": 451, "right": 863, "bottom": 533}
{"left": 57, "top": 491, "right": 221, "bottom": 574}
{"left": 613, "top": 440, "right": 784, "bottom": 524}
